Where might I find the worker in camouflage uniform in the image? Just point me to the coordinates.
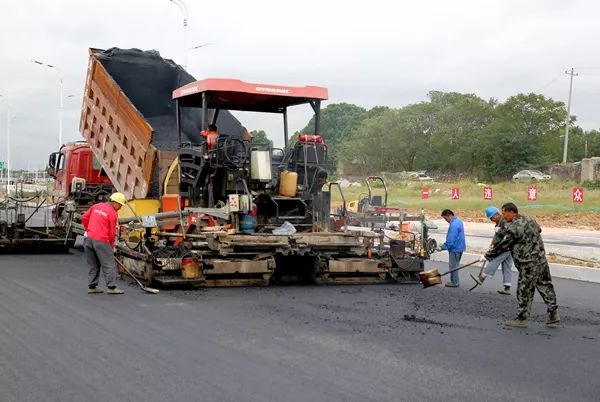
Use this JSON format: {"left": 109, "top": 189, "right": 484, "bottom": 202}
{"left": 471, "top": 206, "right": 513, "bottom": 295}
{"left": 484, "top": 202, "right": 559, "bottom": 328}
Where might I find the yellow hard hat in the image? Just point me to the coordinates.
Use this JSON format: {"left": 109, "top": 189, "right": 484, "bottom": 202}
{"left": 109, "top": 192, "right": 127, "bottom": 206}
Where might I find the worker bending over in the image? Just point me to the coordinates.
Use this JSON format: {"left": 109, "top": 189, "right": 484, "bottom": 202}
{"left": 81, "top": 193, "right": 127, "bottom": 294}
{"left": 484, "top": 203, "right": 559, "bottom": 328}
{"left": 471, "top": 206, "right": 513, "bottom": 295}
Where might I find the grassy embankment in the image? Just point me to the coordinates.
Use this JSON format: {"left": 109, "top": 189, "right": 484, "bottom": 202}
{"left": 333, "top": 179, "right": 600, "bottom": 229}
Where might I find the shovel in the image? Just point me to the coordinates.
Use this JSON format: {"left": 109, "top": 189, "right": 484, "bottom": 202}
{"left": 419, "top": 259, "right": 481, "bottom": 288}
{"left": 114, "top": 257, "right": 160, "bottom": 294}
{"left": 468, "top": 261, "right": 487, "bottom": 291}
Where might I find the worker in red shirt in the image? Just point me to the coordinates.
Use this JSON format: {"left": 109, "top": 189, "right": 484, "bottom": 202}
{"left": 81, "top": 192, "right": 126, "bottom": 294}
{"left": 200, "top": 123, "right": 219, "bottom": 150}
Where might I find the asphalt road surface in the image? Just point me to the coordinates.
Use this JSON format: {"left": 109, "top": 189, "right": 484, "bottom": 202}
{"left": 1, "top": 252, "right": 599, "bottom": 402}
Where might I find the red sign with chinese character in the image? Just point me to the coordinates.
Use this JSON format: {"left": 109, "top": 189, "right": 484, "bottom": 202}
{"left": 451, "top": 188, "right": 460, "bottom": 200}
{"left": 527, "top": 187, "right": 538, "bottom": 201}
{"left": 421, "top": 187, "right": 429, "bottom": 200}
{"left": 572, "top": 187, "right": 584, "bottom": 203}
{"left": 483, "top": 186, "right": 493, "bottom": 200}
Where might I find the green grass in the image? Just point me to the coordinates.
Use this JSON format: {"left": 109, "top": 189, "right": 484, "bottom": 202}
{"left": 333, "top": 179, "right": 600, "bottom": 214}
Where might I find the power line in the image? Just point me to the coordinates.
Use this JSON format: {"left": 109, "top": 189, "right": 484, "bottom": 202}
{"left": 534, "top": 73, "right": 563, "bottom": 92}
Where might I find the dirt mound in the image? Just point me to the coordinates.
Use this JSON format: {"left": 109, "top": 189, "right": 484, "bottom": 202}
{"left": 409, "top": 208, "right": 600, "bottom": 231}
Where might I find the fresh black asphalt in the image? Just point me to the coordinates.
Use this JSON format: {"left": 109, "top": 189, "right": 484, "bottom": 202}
{"left": 1, "top": 251, "right": 599, "bottom": 401}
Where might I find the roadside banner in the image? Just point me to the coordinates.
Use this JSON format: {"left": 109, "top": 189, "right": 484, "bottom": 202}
{"left": 573, "top": 187, "right": 584, "bottom": 203}
{"left": 527, "top": 186, "right": 538, "bottom": 201}
{"left": 483, "top": 186, "right": 493, "bottom": 200}
{"left": 421, "top": 187, "right": 429, "bottom": 199}
{"left": 451, "top": 188, "right": 460, "bottom": 200}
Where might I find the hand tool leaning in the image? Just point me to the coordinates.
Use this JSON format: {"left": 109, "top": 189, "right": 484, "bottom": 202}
{"left": 114, "top": 256, "right": 160, "bottom": 294}
{"left": 419, "top": 259, "right": 483, "bottom": 288}
{"left": 468, "top": 260, "right": 487, "bottom": 291}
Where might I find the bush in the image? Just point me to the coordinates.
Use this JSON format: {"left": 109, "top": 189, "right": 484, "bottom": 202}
{"left": 583, "top": 180, "right": 600, "bottom": 189}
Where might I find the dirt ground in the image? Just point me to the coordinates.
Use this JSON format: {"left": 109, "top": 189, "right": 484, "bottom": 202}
{"left": 546, "top": 253, "right": 600, "bottom": 268}
{"left": 467, "top": 245, "right": 600, "bottom": 268}
{"left": 412, "top": 209, "right": 600, "bottom": 231}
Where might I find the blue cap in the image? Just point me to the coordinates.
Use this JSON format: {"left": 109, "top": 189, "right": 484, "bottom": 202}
{"left": 485, "top": 206, "right": 499, "bottom": 219}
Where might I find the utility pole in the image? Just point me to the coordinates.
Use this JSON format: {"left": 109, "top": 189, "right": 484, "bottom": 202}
{"left": 6, "top": 107, "right": 11, "bottom": 195}
{"left": 0, "top": 94, "right": 8, "bottom": 195}
{"left": 562, "top": 67, "right": 578, "bottom": 164}
{"left": 0, "top": 94, "right": 3, "bottom": 194}
{"left": 59, "top": 76, "right": 63, "bottom": 147}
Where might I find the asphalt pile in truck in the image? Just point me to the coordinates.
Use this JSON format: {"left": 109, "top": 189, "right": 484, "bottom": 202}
{"left": 96, "top": 47, "right": 243, "bottom": 150}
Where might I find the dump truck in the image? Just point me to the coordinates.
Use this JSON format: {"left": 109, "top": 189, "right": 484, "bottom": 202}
{"left": 67, "top": 47, "right": 428, "bottom": 286}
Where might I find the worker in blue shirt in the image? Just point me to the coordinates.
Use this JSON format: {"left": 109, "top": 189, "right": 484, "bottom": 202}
{"left": 438, "top": 209, "right": 466, "bottom": 287}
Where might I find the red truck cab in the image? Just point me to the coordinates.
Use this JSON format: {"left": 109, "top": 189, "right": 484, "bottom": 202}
{"left": 47, "top": 142, "right": 113, "bottom": 201}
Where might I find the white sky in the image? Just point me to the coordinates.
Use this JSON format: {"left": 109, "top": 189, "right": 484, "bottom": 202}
{"left": 1, "top": 0, "right": 600, "bottom": 168}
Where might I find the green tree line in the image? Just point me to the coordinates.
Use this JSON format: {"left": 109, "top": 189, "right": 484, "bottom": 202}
{"left": 295, "top": 92, "right": 600, "bottom": 181}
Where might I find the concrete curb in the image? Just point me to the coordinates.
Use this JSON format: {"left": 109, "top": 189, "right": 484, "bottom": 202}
{"left": 430, "top": 252, "right": 600, "bottom": 284}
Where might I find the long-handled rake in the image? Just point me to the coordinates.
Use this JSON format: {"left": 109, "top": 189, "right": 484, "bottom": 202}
{"left": 114, "top": 257, "right": 160, "bottom": 294}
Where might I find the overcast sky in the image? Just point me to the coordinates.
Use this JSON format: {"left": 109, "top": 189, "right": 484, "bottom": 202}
{"left": 1, "top": 0, "right": 600, "bottom": 168}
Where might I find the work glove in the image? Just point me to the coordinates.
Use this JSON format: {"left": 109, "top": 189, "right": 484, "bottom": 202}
{"left": 479, "top": 255, "right": 487, "bottom": 263}
{"left": 435, "top": 246, "right": 443, "bottom": 252}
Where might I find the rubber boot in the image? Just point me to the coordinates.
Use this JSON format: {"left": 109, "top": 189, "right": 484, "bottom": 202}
{"left": 546, "top": 311, "right": 561, "bottom": 325}
{"left": 505, "top": 317, "right": 528, "bottom": 328}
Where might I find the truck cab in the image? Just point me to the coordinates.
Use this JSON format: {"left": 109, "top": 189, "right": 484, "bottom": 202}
{"left": 47, "top": 142, "right": 113, "bottom": 207}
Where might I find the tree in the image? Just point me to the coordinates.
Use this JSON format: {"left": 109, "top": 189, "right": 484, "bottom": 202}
{"left": 364, "top": 105, "right": 391, "bottom": 119}
{"left": 340, "top": 104, "right": 435, "bottom": 173}
{"left": 499, "top": 93, "right": 567, "bottom": 138}
{"left": 426, "top": 92, "right": 496, "bottom": 173}
{"left": 340, "top": 111, "right": 395, "bottom": 173}
{"left": 501, "top": 93, "right": 569, "bottom": 163}
{"left": 477, "top": 121, "right": 539, "bottom": 180}
{"left": 397, "top": 103, "right": 436, "bottom": 171}
{"left": 567, "top": 128, "right": 600, "bottom": 161}
{"left": 585, "top": 129, "right": 600, "bottom": 158}
{"left": 474, "top": 94, "right": 568, "bottom": 179}
{"left": 286, "top": 131, "right": 301, "bottom": 150}
{"left": 312, "top": 91, "right": 579, "bottom": 178}
{"left": 249, "top": 130, "right": 273, "bottom": 147}
{"left": 299, "top": 103, "right": 368, "bottom": 171}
